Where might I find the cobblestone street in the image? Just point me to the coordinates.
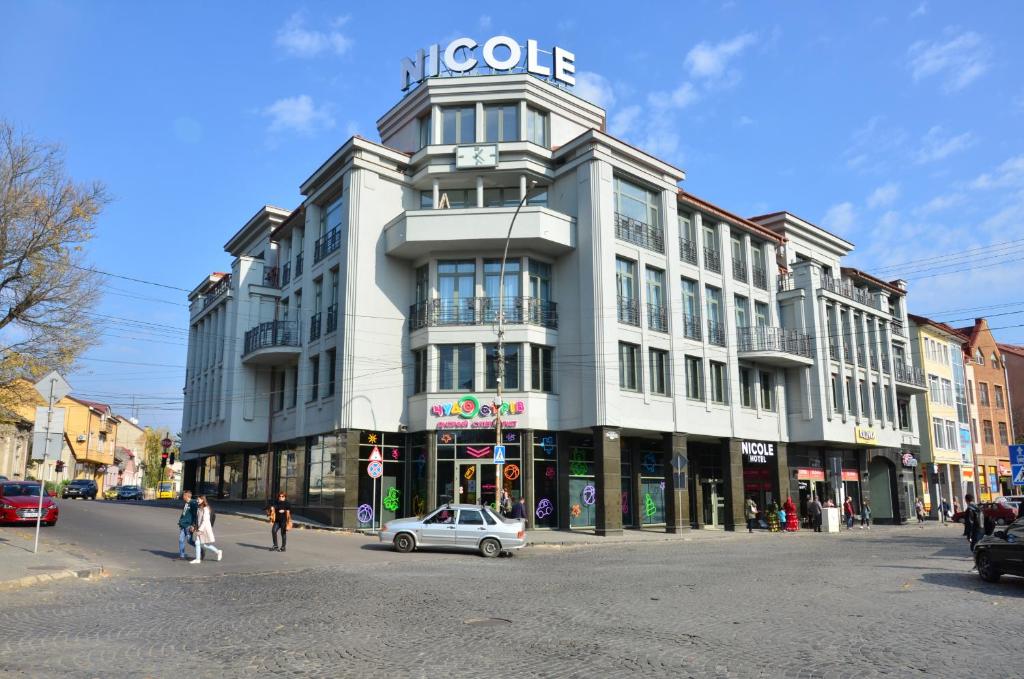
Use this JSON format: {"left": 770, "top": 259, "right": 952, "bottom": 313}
{"left": 2, "top": 508, "right": 1020, "bottom": 678}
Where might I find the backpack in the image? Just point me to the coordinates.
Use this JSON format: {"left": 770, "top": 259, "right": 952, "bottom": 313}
{"left": 208, "top": 505, "right": 216, "bottom": 527}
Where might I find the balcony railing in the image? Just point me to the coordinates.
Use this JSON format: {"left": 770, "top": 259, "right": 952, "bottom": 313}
{"left": 894, "top": 364, "right": 926, "bottom": 387}
{"left": 408, "top": 297, "right": 558, "bottom": 330}
{"left": 325, "top": 303, "right": 338, "bottom": 333}
{"left": 281, "top": 261, "right": 291, "bottom": 286}
{"left": 647, "top": 304, "right": 668, "bottom": 333}
{"left": 732, "top": 260, "right": 748, "bottom": 283}
{"left": 829, "top": 345, "right": 838, "bottom": 360}
{"left": 704, "top": 248, "right": 721, "bottom": 274}
{"left": 679, "top": 238, "right": 698, "bottom": 265}
{"left": 822, "top": 276, "right": 879, "bottom": 309}
{"left": 737, "top": 326, "right": 813, "bottom": 359}
{"left": 617, "top": 295, "right": 640, "bottom": 326}
{"left": 752, "top": 265, "right": 768, "bottom": 290}
{"left": 614, "top": 213, "right": 664, "bottom": 253}
{"left": 295, "top": 252, "right": 304, "bottom": 277}
{"left": 262, "top": 266, "right": 279, "bottom": 288}
{"left": 202, "top": 275, "right": 231, "bottom": 309}
{"left": 869, "top": 353, "right": 879, "bottom": 371}
{"left": 891, "top": 321, "right": 907, "bottom": 337}
{"left": 857, "top": 348, "right": 866, "bottom": 365}
{"left": 707, "top": 319, "right": 726, "bottom": 346}
{"left": 243, "top": 320, "right": 299, "bottom": 356}
{"left": 777, "top": 274, "right": 795, "bottom": 292}
{"left": 881, "top": 354, "right": 891, "bottom": 373}
{"left": 844, "top": 346, "right": 852, "bottom": 362}
{"left": 682, "top": 311, "right": 702, "bottom": 340}
{"left": 309, "top": 312, "right": 322, "bottom": 341}
{"left": 314, "top": 228, "right": 342, "bottom": 263}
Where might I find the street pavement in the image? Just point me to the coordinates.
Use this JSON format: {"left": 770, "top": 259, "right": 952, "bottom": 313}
{"left": 1, "top": 501, "right": 1021, "bottom": 678}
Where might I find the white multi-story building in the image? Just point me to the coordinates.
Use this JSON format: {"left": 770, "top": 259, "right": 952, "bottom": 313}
{"left": 181, "top": 43, "right": 921, "bottom": 531}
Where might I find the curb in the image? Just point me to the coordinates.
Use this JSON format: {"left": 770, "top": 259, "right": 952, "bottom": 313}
{"left": 0, "top": 565, "right": 104, "bottom": 592}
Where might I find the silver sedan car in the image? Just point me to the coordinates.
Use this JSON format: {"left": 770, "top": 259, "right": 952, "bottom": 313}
{"left": 380, "top": 503, "right": 527, "bottom": 557}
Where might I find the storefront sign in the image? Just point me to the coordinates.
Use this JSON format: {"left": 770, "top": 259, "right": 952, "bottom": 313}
{"left": 962, "top": 468, "right": 974, "bottom": 480}
{"left": 901, "top": 452, "right": 918, "bottom": 468}
{"left": 430, "top": 395, "right": 525, "bottom": 419}
{"left": 797, "top": 468, "right": 826, "bottom": 481}
{"left": 740, "top": 440, "right": 776, "bottom": 464}
{"left": 998, "top": 462, "right": 1012, "bottom": 476}
{"left": 854, "top": 427, "right": 878, "bottom": 445}
{"left": 959, "top": 426, "right": 973, "bottom": 465}
{"left": 841, "top": 470, "right": 860, "bottom": 482}
{"left": 401, "top": 37, "right": 576, "bottom": 91}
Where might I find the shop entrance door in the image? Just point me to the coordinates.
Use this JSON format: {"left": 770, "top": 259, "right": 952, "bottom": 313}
{"left": 702, "top": 478, "right": 725, "bottom": 528}
{"left": 457, "top": 463, "right": 497, "bottom": 508}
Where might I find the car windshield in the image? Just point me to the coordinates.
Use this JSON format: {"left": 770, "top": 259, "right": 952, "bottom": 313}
{"left": 70, "top": 481, "right": 92, "bottom": 486}
{"left": 159, "top": 483, "right": 172, "bottom": 490}
{"left": 2, "top": 484, "right": 43, "bottom": 496}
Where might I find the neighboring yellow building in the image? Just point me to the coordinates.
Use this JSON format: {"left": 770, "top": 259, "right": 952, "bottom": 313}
{"left": 910, "top": 316, "right": 965, "bottom": 515}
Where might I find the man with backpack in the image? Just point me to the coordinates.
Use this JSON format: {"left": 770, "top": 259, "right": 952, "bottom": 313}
{"left": 177, "top": 490, "right": 199, "bottom": 560}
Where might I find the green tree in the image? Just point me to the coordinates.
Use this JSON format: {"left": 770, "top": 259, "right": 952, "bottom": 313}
{"left": 142, "top": 427, "right": 165, "bottom": 489}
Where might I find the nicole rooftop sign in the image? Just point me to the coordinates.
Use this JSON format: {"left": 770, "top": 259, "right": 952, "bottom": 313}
{"left": 401, "top": 36, "right": 576, "bottom": 91}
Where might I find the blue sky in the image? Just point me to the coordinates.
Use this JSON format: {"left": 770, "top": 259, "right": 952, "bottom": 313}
{"left": 2, "top": 1, "right": 1022, "bottom": 429}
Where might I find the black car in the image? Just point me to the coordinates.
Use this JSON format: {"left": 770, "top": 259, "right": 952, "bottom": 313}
{"left": 975, "top": 518, "right": 1024, "bottom": 583}
{"left": 62, "top": 479, "right": 98, "bottom": 500}
{"left": 117, "top": 485, "right": 144, "bottom": 501}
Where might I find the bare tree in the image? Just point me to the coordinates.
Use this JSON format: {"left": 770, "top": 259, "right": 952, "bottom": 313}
{"left": 0, "top": 120, "right": 107, "bottom": 403}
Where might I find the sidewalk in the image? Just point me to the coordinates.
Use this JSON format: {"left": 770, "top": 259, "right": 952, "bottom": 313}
{"left": 0, "top": 526, "right": 104, "bottom": 591}
{"left": 144, "top": 499, "right": 344, "bottom": 532}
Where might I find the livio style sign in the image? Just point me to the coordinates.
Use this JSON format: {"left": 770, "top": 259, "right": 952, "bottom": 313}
{"left": 401, "top": 36, "right": 576, "bottom": 91}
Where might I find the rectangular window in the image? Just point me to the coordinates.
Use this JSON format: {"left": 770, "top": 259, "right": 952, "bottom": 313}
{"left": 968, "top": 380, "right": 974, "bottom": 404}
{"left": 272, "top": 368, "right": 285, "bottom": 413}
{"left": 685, "top": 356, "right": 703, "bottom": 400}
{"left": 705, "top": 285, "right": 723, "bottom": 344}
{"left": 883, "top": 385, "right": 892, "bottom": 421}
{"left": 614, "top": 176, "right": 659, "bottom": 226}
{"left": 531, "top": 345, "right": 553, "bottom": 392}
{"left": 984, "top": 420, "right": 994, "bottom": 444}
{"left": 441, "top": 106, "right": 475, "bottom": 144}
{"left": 679, "top": 212, "right": 696, "bottom": 264}
{"left": 646, "top": 267, "right": 666, "bottom": 331}
{"left": 413, "top": 349, "right": 427, "bottom": 394}
{"left": 526, "top": 107, "right": 548, "bottom": 147}
{"left": 731, "top": 233, "right": 747, "bottom": 281}
{"left": 681, "top": 277, "right": 700, "bottom": 339}
{"left": 898, "top": 399, "right": 911, "bottom": 430}
{"left": 933, "top": 418, "right": 945, "bottom": 449}
{"left": 945, "top": 420, "right": 958, "bottom": 451}
{"left": 928, "top": 374, "right": 940, "bottom": 403}
{"left": 528, "top": 260, "right": 552, "bottom": 302}
{"left": 616, "top": 257, "right": 638, "bottom": 325}
{"left": 326, "top": 349, "right": 336, "bottom": 397}
{"left": 832, "top": 374, "right": 841, "bottom": 412}
{"left": 941, "top": 378, "right": 953, "bottom": 406}
{"left": 438, "top": 344, "right": 474, "bottom": 391}
{"left": 979, "top": 382, "right": 989, "bottom": 406}
{"left": 734, "top": 295, "right": 749, "bottom": 330}
{"left": 846, "top": 378, "right": 855, "bottom": 413}
{"left": 485, "top": 344, "right": 520, "bottom": 390}
{"left": 418, "top": 111, "right": 432, "bottom": 148}
{"left": 618, "top": 342, "right": 641, "bottom": 391}
{"left": 740, "top": 367, "right": 753, "bottom": 408}
{"left": 710, "top": 361, "right": 728, "bottom": 404}
{"left": 971, "top": 418, "right": 978, "bottom": 443}
{"left": 760, "top": 370, "right": 774, "bottom": 411}
{"left": 649, "top": 349, "right": 669, "bottom": 396}
{"left": 995, "top": 385, "right": 1004, "bottom": 408}
{"left": 485, "top": 104, "right": 518, "bottom": 143}
{"left": 437, "top": 260, "right": 475, "bottom": 324}
{"left": 998, "top": 421, "right": 1009, "bottom": 444}
{"left": 308, "top": 356, "right": 320, "bottom": 402}
{"left": 859, "top": 381, "right": 868, "bottom": 415}
{"left": 289, "top": 366, "right": 298, "bottom": 409}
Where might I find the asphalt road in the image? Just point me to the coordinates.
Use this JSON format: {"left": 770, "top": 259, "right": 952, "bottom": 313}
{"left": 2, "top": 501, "right": 1021, "bottom": 678}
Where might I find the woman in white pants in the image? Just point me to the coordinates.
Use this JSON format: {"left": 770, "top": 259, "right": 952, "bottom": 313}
{"left": 190, "top": 496, "right": 223, "bottom": 563}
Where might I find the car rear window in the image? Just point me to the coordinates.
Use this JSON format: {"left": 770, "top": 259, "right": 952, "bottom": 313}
{"left": 71, "top": 480, "right": 93, "bottom": 486}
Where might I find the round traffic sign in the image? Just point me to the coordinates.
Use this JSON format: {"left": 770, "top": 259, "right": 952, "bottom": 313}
{"left": 161, "top": 438, "right": 173, "bottom": 449}
{"left": 367, "top": 461, "right": 383, "bottom": 479}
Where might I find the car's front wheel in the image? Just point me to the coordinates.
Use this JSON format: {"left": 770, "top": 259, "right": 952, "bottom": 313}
{"left": 393, "top": 533, "right": 415, "bottom": 553}
{"left": 977, "top": 553, "right": 1001, "bottom": 583}
{"left": 479, "top": 538, "right": 501, "bottom": 558}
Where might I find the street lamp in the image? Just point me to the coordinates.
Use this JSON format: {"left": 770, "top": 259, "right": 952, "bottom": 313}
{"left": 494, "top": 179, "right": 539, "bottom": 513}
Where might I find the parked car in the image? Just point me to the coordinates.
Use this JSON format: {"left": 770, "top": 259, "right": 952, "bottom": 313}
{"left": 156, "top": 482, "right": 175, "bottom": 500}
{"left": 0, "top": 482, "right": 59, "bottom": 526}
{"left": 953, "top": 500, "right": 1019, "bottom": 525}
{"left": 974, "top": 518, "right": 1024, "bottom": 583}
{"left": 117, "top": 485, "right": 144, "bottom": 501}
{"left": 62, "top": 479, "right": 98, "bottom": 500}
{"left": 379, "top": 503, "right": 526, "bottom": 558}
{"left": 103, "top": 485, "right": 122, "bottom": 500}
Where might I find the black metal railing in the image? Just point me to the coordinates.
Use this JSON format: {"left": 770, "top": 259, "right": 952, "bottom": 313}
{"left": 243, "top": 320, "right": 299, "bottom": 356}
{"left": 829, "top": 345, "right": 838, "bottom": 360}
{"left": 408, "top": 297, "right": 558, "bottom": 331}
{"left": 309, "top": 312, "right": 322, "bottom": 341}
{"left": 647, "top": 304, "right": 668, "bottom": 333}
{"left": 294, "top": 252, "right": 304, "bottom": 277}
{"left": 325, "top": 303, "right": 338, "bottom": 333}
{"left": 894, "top": 364, "right": 925, "bottom": 387}
{"left": 281, "top": 261, "right": 291, "bottom": 286}
{"left": 679, "top": 238, "right": 698, "bottom": 265}
{"left": 614, "top": 213, "right": 664, "bottom": 253}
{"left": 752, "top": 265, "right": 767, "bottom": 290}
{"left": 869, "top": 353, "right": 879, "bottom": 371}
{"left": 844, "top": 346, "right": 853, "bottom": 362}
{"left": 881, "top": 354, "right": 891, "bottom": 373}
{"left": 736, "top": 326, "right": 813, "bottom": 359}
{"left": 617, "top": 295, "right": 640, "bottom": 326}
{"left": 777, "top": 273, "right": 794, "bottom": 292}
{"left": 733, "top": 259, "right": 748, "bottom": 282}
{"left": 314, "top": 228, "right": 341, "bottom": 263}
{"left": 682, "top": 311, "right": 702, "bottom": 340}
{"left": 822, "top": 276, "right": 879, "bottom": 309}
{"left": 202, "top": 275, "right": 231, "bottom": 309}
{"left": 857, "top": 348, "right": 866, "bottom": 365}
{"left": 704, "top": 248, "right": 721, "bottom": 274}
{"left": 707, "top": 319, "right": 726, "bottom": 346}
{"left": 891, "top": 321, "right": 906, "bottom": 337}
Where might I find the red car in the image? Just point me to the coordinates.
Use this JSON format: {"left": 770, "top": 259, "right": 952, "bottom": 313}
{"left": 0, "top": 482, "right": 59, "bottom": 526}
{"left": 953, "top": 501, "right": 1019, "bottom": 526}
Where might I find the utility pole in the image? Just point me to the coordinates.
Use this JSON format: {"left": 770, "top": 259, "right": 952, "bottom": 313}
{"left": 31, "top": 371, "right": 71, "bottom": 554}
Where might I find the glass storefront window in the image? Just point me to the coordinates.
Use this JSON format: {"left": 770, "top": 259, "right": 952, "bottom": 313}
{"left": 200, "top": 455, "right": 219, "bottom": 498}
{"left": 532, "top": 432, "right": 557, "bottom": 529}
{"left": 638, "top": 451, "right": 665, "bottom": 526}
{"left": 359, "top": 431, "right": 406, "bottom": 529}
{"left": 307, "top": 434, "right": 344, "bottom": 508}
{"left": 278, "top": 446, "right": 304, "bottom": 500}
{"left": 568, "top": 437, "right": 595, "bottom": 529}
{"left": 434, "top": 430, "right": 521, "bottom": 512}
{"left": 621, "top": 459, "right": 632, "bottom": 527}
{"left": 246, "top": 452, "right": 267, "bottom": 500}
{"left": 222, "top": 453, "right": 243, "bottom": 500}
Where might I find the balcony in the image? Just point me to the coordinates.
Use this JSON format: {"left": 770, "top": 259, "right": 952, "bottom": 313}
{"left": 822, "top": 276, "right": 879, "bottom": 309}
{"left": 309, "top": 312, "right": 322, "bottom": 341}
{"left": 736, "top": 326, "right": 814, "bottom": 367}
{"left": 647, "top": 304, "right": 668, "bottom": 333}
{"left": 409, "top": 297, "right": 558, "bottom": 331}
{"left": 614, "top": 212, "right": 664, "bottom": 253}
{"left": 679, "top": 238, "right": 698, "bottom": 265}
{"left": 732, "top": 259, "right": 748, "bottom": 283}
{"left": 894, "top": 364, "right": 927, "bottom": 392}
{"left": 384, "top": 206, "right": 575, "bottom": 259}
{"left": 202, "top": 275, "right": 232, "bottom": 309}
{"left": 262, "top": 266, "right": 280, "bottom": 288}
{"left": 891, "top": 321, "right": 907, "bottom": 338}
{"left": 682, "top": 312, "right": 702, "bottom": 341}
{"left": 704, "top": 248, "right": 721, "bottom": 274}
{"left": 314, "top": 228, "right": 341, "bottom": 263}
{"left": 326, "top": 303, "right": 338, "bottom": 334}
{"left": 617, "top": 295, "right": 640, "bottom": 326}
{"left": 707, "top": 319, "right": 726, "bottom": 346}
{"left": 242, "top": 320, "right": 301, "bottom": 365}
{"left": 752, "top": 265, "right": 768, "bottom": 290}
{"left": 777, "top": 274, "right": 795, "bottom": 293}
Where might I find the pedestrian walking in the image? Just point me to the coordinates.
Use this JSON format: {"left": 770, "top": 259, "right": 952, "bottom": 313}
{"left": 915, "top": 498, "right": 925, "bottom": 525}
{"left": 940, "top": 499, "right": 951, "bottom": 523}
{"left": 964, "top": 493, "right": 983, "bottom": 555}
{"left": 267, "top": 491, "right": 292, "bottom": 552}
{"left": 510, "top": 496, "right": 527, "bottom": 525}
{"left": 808, "top": 495, "right": 823, "bottom": 533}
{"left": 177, "top": 490, "right": 199, "bottom": 560}
{"left": 843, "top": 496, "right": 855, "bottom": 530}
{"left": 190, "top": 496, "right": 223, "bottom": 564}
{"left": 500, "top": 489, "right": 513, "bottom": 516}
{"left": 744, "top": 497, "right": 758, "bottom": 533}
{"left": 860, "top": 500, "right": 871, "bottom": 529}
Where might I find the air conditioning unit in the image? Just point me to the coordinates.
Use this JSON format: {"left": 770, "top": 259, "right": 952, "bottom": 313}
{"left": 76, "top": 435, "right": 87, "bottom": 442}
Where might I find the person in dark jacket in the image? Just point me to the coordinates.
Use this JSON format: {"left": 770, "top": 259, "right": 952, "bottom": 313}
{"left": 177, "top": 490, "right": 199, "bottom": 560}
{"left": 964, "top": 494, "right": 983, "bottom": 553}
{"left": 510, "top": 497, "right": 528, "bottom": 525}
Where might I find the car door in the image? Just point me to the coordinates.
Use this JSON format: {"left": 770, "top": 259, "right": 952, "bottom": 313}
{"left": 1002, "top": 519, "right": 1024, "bottom": 576}
{"left": 418, "top": 509, "right": 456, "bottom": 547}
{"left": 455, "top": 508, "right": 487, "bottom": 549}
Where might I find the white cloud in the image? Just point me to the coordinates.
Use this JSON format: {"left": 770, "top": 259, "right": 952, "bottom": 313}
{"left": 908, "top": 31, "right": 990, "bottom": 93}
{"left": 842, "top": 116, "right": 907, "bottom": 171}
{"left": 647, "top": 82, "right": 698, "bottom": 110}
{"left": 685, "top": 33, "right": 757, "bottom": 80}
{"left": 821, "top": 202, "right": 856, "bottom": 236}
{"left": 479, "top": 15, "right": 492, "bottom": 29}
{"left": 573, "top": 71, "right": 616, "bottom": 110}
{"left": 867, "top": 182, "right": 901, "bottom": 209}
{"left": 970, "top": 154, "right": 1024, "bottom": 189}
{"left": 736, "top": 115, "right": 754, "bottom": 127}
{"left": 262, "top": 95, "right": 335, "bottom": 134}
{"left": 914, "top": 193, "right": 965, "bottom": 215}
{"left": 609, "top": 105, "right": 641, "bottom": 137}
{"left": 275, "top": 13, "right": 352, "bottom": 58}
{"left": 909, "top": 2, "right": 927, "bottom": 18}
{"left": 915, "top": 126, "right": 976, "bottom": 163}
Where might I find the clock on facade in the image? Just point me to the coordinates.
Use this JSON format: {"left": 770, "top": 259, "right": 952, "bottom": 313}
{"left": 455, "top": 144, "right": 499, "bottom": 169}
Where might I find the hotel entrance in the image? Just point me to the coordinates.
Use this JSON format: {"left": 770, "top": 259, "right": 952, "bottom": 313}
{"left": 701, "top": 478, "right": 726, "bottom": 527}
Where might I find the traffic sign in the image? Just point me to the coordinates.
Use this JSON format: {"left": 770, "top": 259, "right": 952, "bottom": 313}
{"left": 367, "top": 460, "right": 383, "bottom": 479}
{"left": 369, "top": 446, "right": 383, "bottom": 462}
{"left": 493, "top": 445, "right": 506, "bottom": 464}
{"left": 672, "top": 454, "right": 687, "bottom": 470}
{"left": 161, "top": 437, "right": 173, "bottom": 450}
{"left": 1011, "top": 444, "right": 1024, "bottom": 465}
{"left": 1013, "top": 464, "right": 1024, "bottom": 486}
